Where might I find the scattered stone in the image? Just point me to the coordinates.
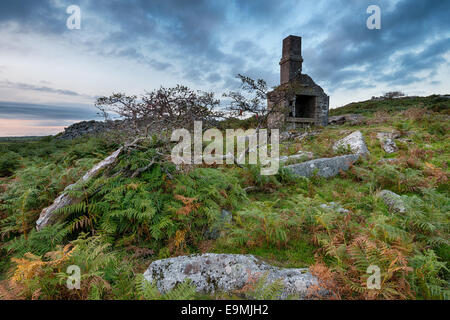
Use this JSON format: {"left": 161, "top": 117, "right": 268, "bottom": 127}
{"left": 280, "top": 131, "right": 321, "bottom": 142}
{"left": 376, "top": 132, "right": 400, "bottom": 154}
{"left": 377, "top": 190, "right": 406, "bottom": 213}
{"left": 377, "top": 131, "right": 401, "bottom": 140}
{"left": 205, "top": 210, "right": 233, "bottom": 240}
{"left": 285, "top": 154, "right": 359, "bottom": 178}
{"left": 397, "top": 138, "right": 413, "bottom": 144}
{"left": 279, "top": 151, "right": 314, "bottom": 164}
{"left": 143, "top": 253, "right": 323, "bottom": 299}
{"left": 333, "top": 131, "right": 370, "bottom": 156}
{"left": 319, "top": 202, "right": 350, "bottom": 213}
{"left": 280, "top": 131, "right": 293, "bottom": 141}
{"left": 380, "top": 139, "right": 398, "bottom": 153}
{"left": 328, "top": 114, "right": 366, "bottom": 126}
{"left": 327, "top": 116, "right": 346, "bottom": 125}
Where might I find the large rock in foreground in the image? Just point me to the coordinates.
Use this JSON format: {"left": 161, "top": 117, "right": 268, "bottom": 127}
{"left": 285, "top": 154, "right": 359, "bottom": 178}
{"left": 143, "top": 253, "right": 321, "bottom": 299}
{"left": 333, "top": 130, "right": 370, "bottom": 156}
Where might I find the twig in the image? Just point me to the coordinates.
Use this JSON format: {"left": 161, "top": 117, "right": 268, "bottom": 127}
{"left": 131, "top": 159, "right": 156, "bottom": 178}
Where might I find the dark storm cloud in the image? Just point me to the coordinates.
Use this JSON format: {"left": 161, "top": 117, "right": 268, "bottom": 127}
{"left": 302, "top": 0, "right": 450, "bottom": 91}
{"left": 0, "top": 80, "right": 94, "bottom": 98}
{"left": 0, "top": 101, "right": 99, "bottom": 120}
{"left": 1, "top": 0, "right": 449, "bottom": 93}
{"left": 0, "top": 0, "right": 286, "bottom": 86}
{"left": 0, "top": 0, "right": 76, "bottom": 34}
{"left": 80, "top": 0, "right": 450, "bottom": 91}
{"left": 398, "top": 37, "right": 450, "bottom": 74}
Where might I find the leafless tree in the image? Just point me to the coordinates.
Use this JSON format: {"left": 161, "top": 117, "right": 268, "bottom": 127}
{"left": 96, "top": 85, "right": 223, "bottom": 135}
{"left": 223, "top": 74, "right": 293, "bottom": 129}
{"left": 223, "top": 74, "right": 268, "bottom": 129}
{"left": 383, "top": 91, "right": 405, "bottom": 99}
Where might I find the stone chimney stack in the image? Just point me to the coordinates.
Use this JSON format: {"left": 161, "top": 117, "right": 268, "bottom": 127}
{"left": 279, "top": 35, "right": 303, "bottom": 85}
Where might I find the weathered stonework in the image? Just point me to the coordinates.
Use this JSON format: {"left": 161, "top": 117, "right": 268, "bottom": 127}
{"left": 267, "top": 35, "right": 329, "bottom": 129}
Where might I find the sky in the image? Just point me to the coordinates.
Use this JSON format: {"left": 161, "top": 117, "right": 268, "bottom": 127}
{"left": 0, "top": 0, "right": 449, "bottom": 136}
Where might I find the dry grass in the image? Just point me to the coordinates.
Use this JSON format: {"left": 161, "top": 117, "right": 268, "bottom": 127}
{"left": 367, "top": 110, "right": 391, "bottom": 125}
{"left": 0, "top": 279, "right": 25, "bottom": 300}
{"left": 401, "top": 107, "right": 428, "bottom": 121}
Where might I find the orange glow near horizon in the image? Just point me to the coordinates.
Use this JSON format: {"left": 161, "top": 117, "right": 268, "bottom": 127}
{"left": 0, "top": 119, "right": 66, "bottom": 137}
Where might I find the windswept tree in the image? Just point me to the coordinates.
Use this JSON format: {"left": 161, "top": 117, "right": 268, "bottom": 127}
{"left": 223, "top": 74, "right": 268, "bottom": 129}
{"left": 96, "top": 85, "right": 223, "bottom": 135}
{"left": 223, "top": 74, "right": 293, "bottom": 129}
{"left": 383, "top": 91, "right": 406, "bottom": 99}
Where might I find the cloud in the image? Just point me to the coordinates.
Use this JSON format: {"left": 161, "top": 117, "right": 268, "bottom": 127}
{"left": 0, "top": 0, "right": 290, "bottom": 89}
{"left": 0, "top": 80, "right": 94, "bottom": 98}
{"left": 0, "top": 0, "right": 69, "bottom": 34}
{"left": 0, "top": 0, "right": 449, "bottom": 116}
{"left": 0, "top": 101, "right": 99, "bottom": 120}
{"left": 302, "top": 0, "right": 450, "bottom": 91}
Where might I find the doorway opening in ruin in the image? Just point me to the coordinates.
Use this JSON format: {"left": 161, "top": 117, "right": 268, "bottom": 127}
{"left": 295, "top": 95, "right": 316, "bottom": 118}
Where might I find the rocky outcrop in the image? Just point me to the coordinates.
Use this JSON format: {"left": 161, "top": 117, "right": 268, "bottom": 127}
{"left": 143, "top": 253, "right": 322, "bottom": 299}
{"left": 285, "top": 154, "right": 359, "bottom": 178}
{"left": 333, "top": 131, "right": 370, "bottom": 156}
{"left": 36, "top": 147, "right": 123, "bottom": 231}
{"left": 377, "top": 190, "right": 406, "bottom": 213}
{"left": 57, "top": 120, "right": 126, "bottom": 140}
{"left": 377, "top": 132, "right": 400, "bottom": 154}
{"left": 328, "top": 114, "right": 366, "bottom": 126}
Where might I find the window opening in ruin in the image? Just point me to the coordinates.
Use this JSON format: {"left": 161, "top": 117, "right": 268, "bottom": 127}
{"left": 294, "top": 95, "right": 316, "bottom": 118}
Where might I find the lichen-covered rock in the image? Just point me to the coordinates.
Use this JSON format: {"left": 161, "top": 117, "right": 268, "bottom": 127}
{"left": 328, "top": 114, "right": 366, "bottom": 126}
{"left": 285, "top": 154, "right": 359, "bottom": 178}
{"left": 320, "top": 202, "right": 350, "bottom": 213}
{"left": 377, "top": 190, "right": 406, "bottom": 213}
{"left": 143, "top": 253, "right": 322, "bottom": 299}
{"left": 333, "top": 131, "right": 370, "bottom": 156}
{"left": 279, "top": 151, "right": 314, "bottom": 164}
{"left": 380, "top": 138, "right": 398, "bottom": 153}
{"left": 377, "top": 132, "right": 400, "bottom": 154}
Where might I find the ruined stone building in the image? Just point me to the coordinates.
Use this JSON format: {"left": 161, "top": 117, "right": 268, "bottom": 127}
{"left": 267, "top": 35, "right": 329, "bottom": 129}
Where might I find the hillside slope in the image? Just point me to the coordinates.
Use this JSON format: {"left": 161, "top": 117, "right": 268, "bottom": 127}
{"left": 0, "top": 96, "right": 448, "bottom": 300}
{"left": 331, "top": 94, "right": 450, "bottom": 116}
